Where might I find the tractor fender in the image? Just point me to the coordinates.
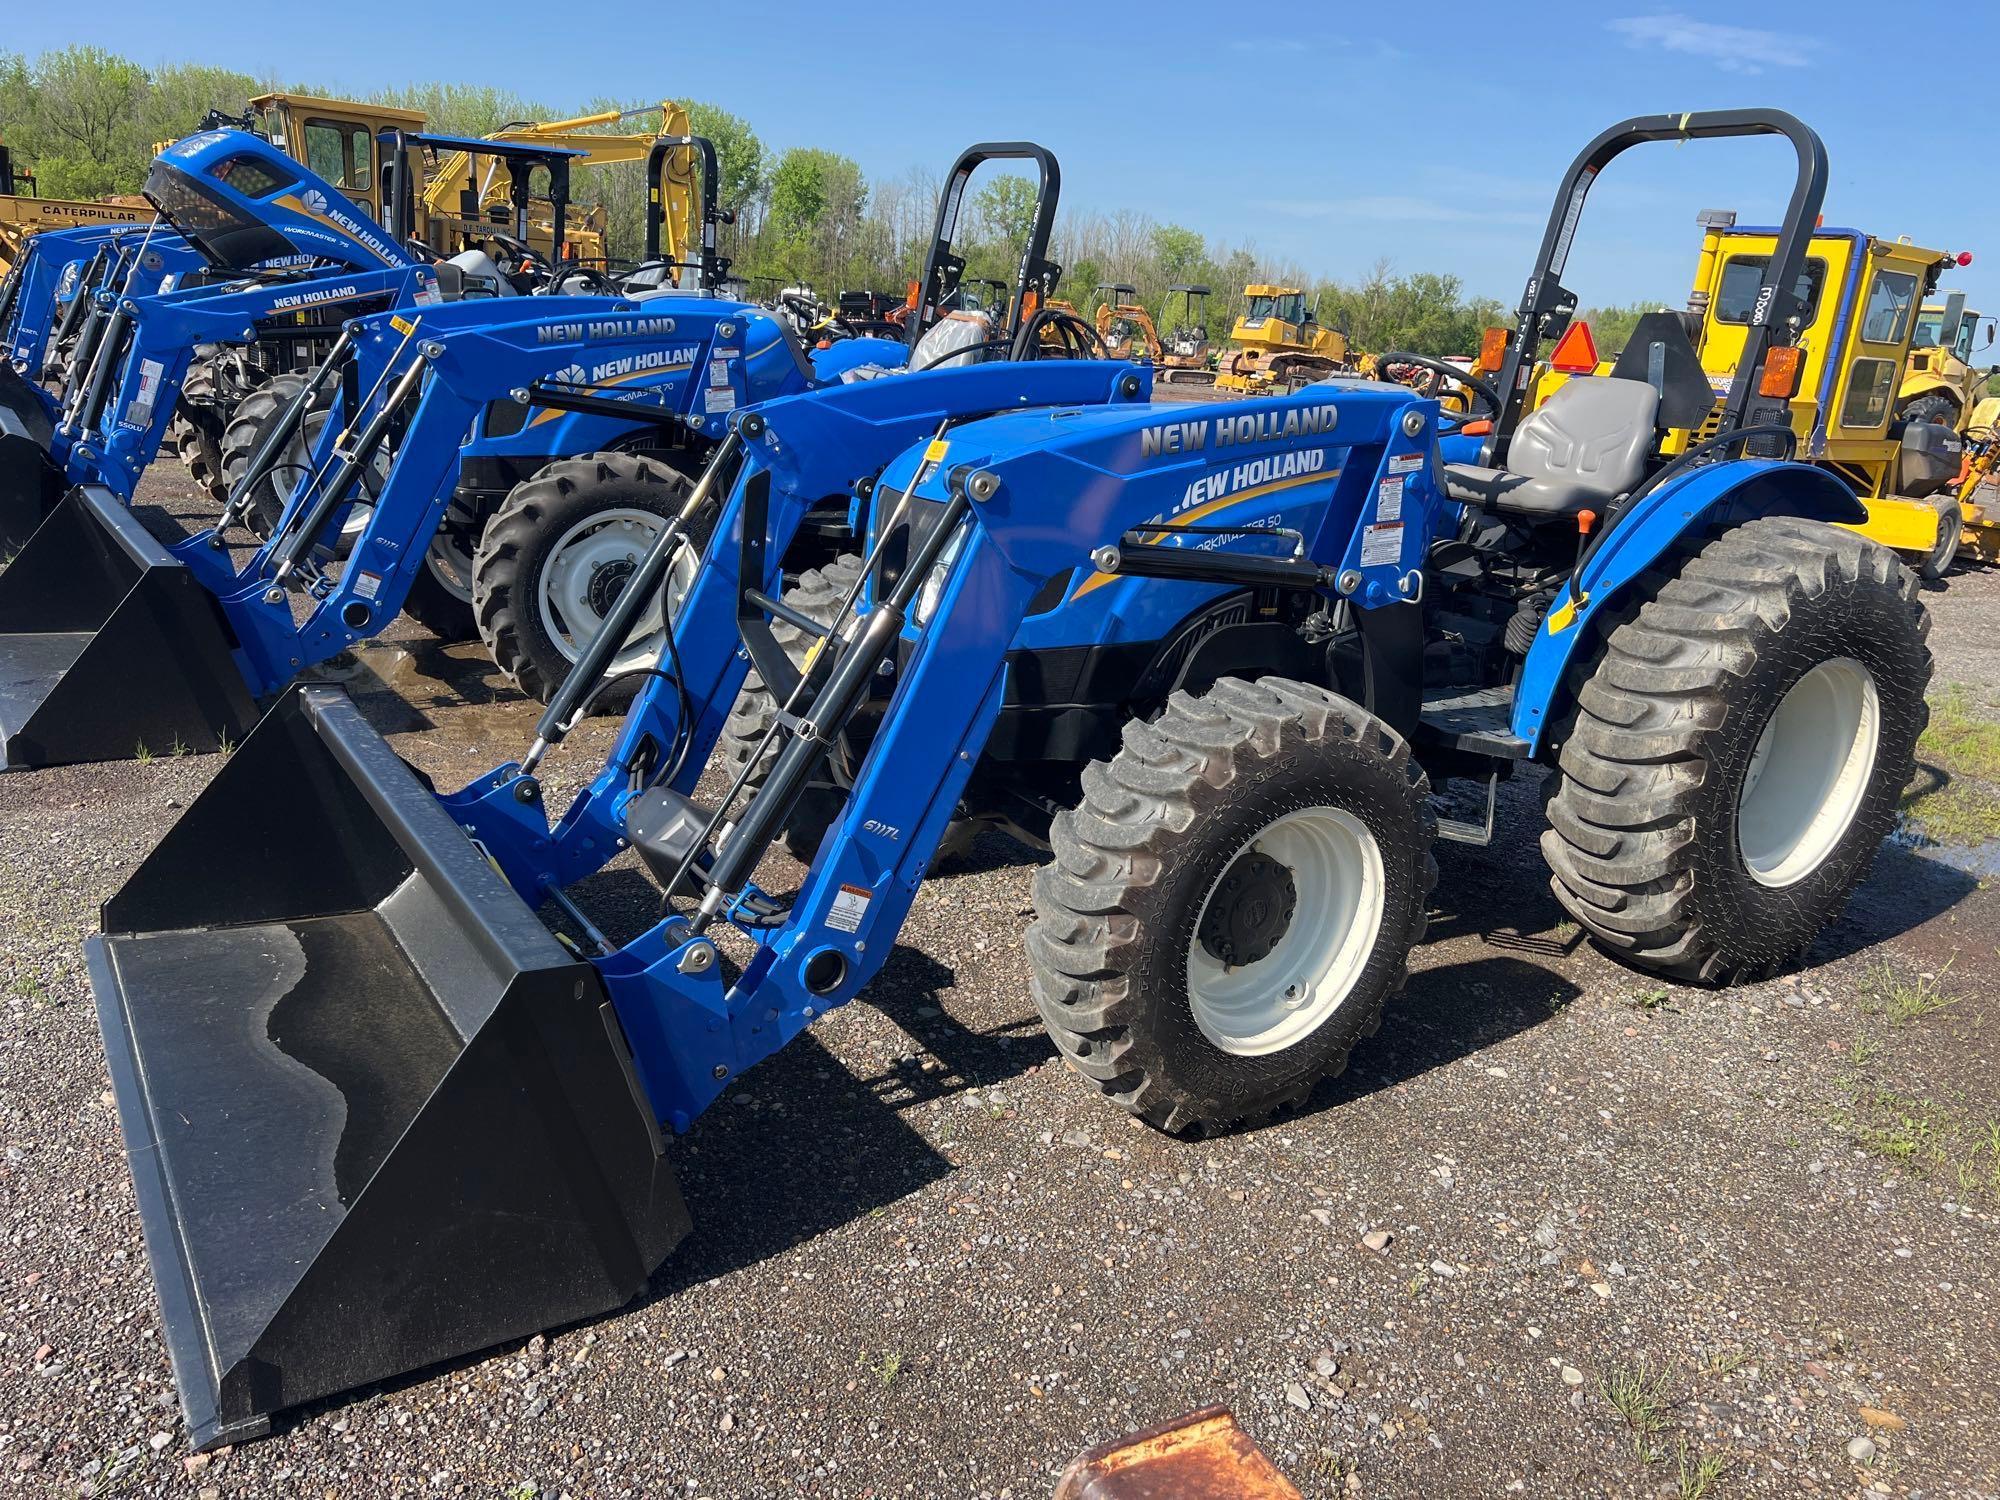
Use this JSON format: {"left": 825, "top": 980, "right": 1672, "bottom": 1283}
{"left": 1511, "top": 458, "right": 1863, "bottom": 754}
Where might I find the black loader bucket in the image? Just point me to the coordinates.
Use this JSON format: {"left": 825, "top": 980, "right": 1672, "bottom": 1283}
{"left": 88, "top": 686, "right": 691, "bottom": 1449}
{"left": 0, "top": 485, "right": 255, "bottom": 768}
{"left": 0, "top": 362, "right": 62, "bottom": 552}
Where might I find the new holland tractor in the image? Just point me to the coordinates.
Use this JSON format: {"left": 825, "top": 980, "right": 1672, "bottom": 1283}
{"left": 85, "top": 109, "right": 1929, "bottom": 1452}
{"left": 0, "top": 125, "right": 567, "bottom": 549}
{"left": 0, "top": 142, "right": 1090, "bottom": 768}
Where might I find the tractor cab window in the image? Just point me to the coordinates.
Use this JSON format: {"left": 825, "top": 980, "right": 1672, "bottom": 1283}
{"left": 1714, "top": 255, "right": 1827, "bottom": 325}
{"left": 1912, "top": 310, "right": 1945, "bottom": 348}
{"left": 301, "top": 119, "right": 373, "bottom": 192}
{"left": 1859, "top": 269, "right": 1919, "bottom": 344}
{"left": 1247, "top": 292, "right": 1305, "bottom": 324}
{"left": 1955, "top": 314, "right": 1983, "bottom": 361}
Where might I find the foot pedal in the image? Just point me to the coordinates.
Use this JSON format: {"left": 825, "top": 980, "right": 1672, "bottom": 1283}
{"left": 1434, "top": 771, "right": 1498, "bottom": 846}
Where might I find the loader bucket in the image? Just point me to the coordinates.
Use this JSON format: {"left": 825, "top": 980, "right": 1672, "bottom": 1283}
{"left": 88, "top": 686, "right": 691, "bottom": 1449}
{"left": 0, "top": 362, "right": 61, "bottom": 552}
{"left": 0, "top": 485, "right": 256, "bottom": 768}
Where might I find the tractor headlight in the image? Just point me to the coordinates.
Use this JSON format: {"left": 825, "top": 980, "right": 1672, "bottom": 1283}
{"left": 913, "top": 530, "right": 966, "bottom": 628}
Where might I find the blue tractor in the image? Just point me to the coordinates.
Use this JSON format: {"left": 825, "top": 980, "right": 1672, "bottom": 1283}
{"left": 81, "top": 109, "right": 1927, "bottom": 1450}
{"left": 0, "top": 141, "right": 1093, "bottom": 767}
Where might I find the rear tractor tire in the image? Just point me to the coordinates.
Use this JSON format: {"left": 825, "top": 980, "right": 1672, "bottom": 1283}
{"left": 1542, "top": 516, "right": 1931, "bottom": 983}
{"left": 1028, "top": 676, "right": 1436, "bottom": 1134}
{"left": 473, "top": 452, "right": 707, "bottom": 704}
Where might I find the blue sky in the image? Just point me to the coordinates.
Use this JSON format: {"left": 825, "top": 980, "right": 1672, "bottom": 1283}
{"left": 15, "top": 2, "right": 2000, "bottom": 328}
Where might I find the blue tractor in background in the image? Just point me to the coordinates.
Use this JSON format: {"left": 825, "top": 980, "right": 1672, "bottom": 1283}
{"left": 0, "top": 141, "right": 1093, "bottom": 766}
{"left": 80, "top": 108, "right": 1932, "bottom": 1453}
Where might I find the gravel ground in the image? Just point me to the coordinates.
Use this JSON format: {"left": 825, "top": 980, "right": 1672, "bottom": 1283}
{"left": 3, "top": 469, "right": 1999, "bottom": 1499}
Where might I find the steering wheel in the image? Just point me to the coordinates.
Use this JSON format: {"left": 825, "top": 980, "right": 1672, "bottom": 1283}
{"left": 1012, "top": 307, "right": 1105, "bottom": 361}
{"left": 485, "top": 232, "right": 549, "bottom": 276}
{"left": 546, "top": 263, "right": 618, "bottom": 296}
{"left": 1375, "top": 350, "right": 1501, "bottom": 421}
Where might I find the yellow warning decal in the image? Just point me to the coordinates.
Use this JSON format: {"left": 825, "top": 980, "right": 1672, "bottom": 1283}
{"left": 924, "top": 438, "right": 950, "bottom": 463}
{"left": 389, "top": 314, "right": 416, "bottom": 336}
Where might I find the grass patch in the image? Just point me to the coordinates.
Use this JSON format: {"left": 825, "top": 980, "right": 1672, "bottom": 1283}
{"left": 1900, "top": 777, "right": 2000, "bottom": 846}
{"left": 1629, "top": 985, "right": 1672, "bottom": 1012}
{"left": 1845, "top": 1085, "right": 2000, "bottom": 1197}
{"left": 1920, "top": 684, "right": 2000, "bottom": 782}
{"left": 1864, "top": 960, "right": 1961, "bottom": 1026}
{"left": 857, "top": 1349, "right": 902, "bottom": 1387}
{"left": 1601, "top": 1361, "right": 1676, "bottom": 1463}
{"left": 1699, "top": 1346, "right": 1752, "bottom": 1380}
{"left": 132, "top": 740, "right": 153, "bottom": 765}
{"left": 1675, "top": 1435, "right": 1728, "bottom": 1499}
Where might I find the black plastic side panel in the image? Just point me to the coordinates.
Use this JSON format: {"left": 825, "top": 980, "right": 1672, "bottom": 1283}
{"left": 0, "top": 485, "right": 255, "bottom": 768}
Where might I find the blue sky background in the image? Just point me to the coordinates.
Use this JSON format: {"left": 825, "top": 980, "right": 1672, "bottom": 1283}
{"left": 13, "top": 2, "right": 1998, "bottom": 330}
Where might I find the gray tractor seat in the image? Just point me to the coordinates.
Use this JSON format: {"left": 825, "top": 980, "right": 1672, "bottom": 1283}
{"left": 1444, "top": 375, "right": 1660, "bottom": 516}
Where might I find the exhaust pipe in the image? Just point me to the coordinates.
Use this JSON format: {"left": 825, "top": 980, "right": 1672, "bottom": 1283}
{"left": 90, "top": 686, "right": 691, "bottom": 1449}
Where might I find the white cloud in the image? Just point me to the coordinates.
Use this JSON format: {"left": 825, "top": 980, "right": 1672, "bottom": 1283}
{"left": 1607, "top": 12, "right": 1816, "bottom": 75}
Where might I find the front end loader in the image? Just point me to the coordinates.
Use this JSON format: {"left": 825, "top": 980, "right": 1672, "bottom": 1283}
{"left": 90, "top": 353, "right": 1151, "bottom": 1449}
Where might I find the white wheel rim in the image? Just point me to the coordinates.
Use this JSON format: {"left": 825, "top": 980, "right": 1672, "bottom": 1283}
{"left": 1737, "top": 657, "right": 1881, "bottom": 888}
{"left": 1186, "top": 806, "right": 1386, "bottom": 1057}
{"left": 536, "top": 506, "right": 696, "bottom": 671}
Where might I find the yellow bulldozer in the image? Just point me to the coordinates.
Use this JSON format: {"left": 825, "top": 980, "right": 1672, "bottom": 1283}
{"left": 1214, "top": 282, "right": 1353, "bottom": 391}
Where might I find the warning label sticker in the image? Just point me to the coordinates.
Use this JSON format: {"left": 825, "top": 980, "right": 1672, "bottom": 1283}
{"left": 1387, "top": 452, "right": 1423, "bottom": 475}
{"left": 708, "top": 359, "right": 730, "bottom": 387}
{"left": 704, "top": 385, "right": 737, "bottom": 413}
{"left": 125, "top": 358, "right": 167, "bottom": 430}
{"left": 353, "top": 571, "right": 384, "bottom": 601}
{"left": 1377, "top": 475, "right": 1405, "bottom": 523}
{"left": 1359, "top": 523, "right": 1404, "bottom": 568}
{"left": 826, "top": 883, "right": 872, "bottom": 934}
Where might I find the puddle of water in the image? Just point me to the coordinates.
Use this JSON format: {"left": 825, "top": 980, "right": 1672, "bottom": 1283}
{"left": 1889, "top": 815, "right": 2000, "bottom": 877}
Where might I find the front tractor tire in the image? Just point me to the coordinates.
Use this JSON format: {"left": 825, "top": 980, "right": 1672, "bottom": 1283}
{"left": 1028, "top": 676, "right": 1436, "bottom": 1134}
{"left": 1543, "top": 516, "right": 1931, "bottom": 984}
{"left": 473, "top": 452, "right": 705, "bottom": 704}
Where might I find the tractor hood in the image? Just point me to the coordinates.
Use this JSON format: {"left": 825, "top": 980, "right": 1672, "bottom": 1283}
{"left": 145, "top": 129, "right": 411, "bottom": 277}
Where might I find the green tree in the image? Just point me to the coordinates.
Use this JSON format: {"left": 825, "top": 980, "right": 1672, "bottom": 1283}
{"left": 684, "top": 101, "right": 764, "bottom": 213}
{"left": 137, "top": 64, "right": 261, "bottom": 149}
{"left": 972, "top": 174, "right": 1037, "bottom": 245}
{"left": 1150, "top": 223, "right": 1204, "bottom": 284}
{"left": 14, "top": 46, "right": 151, "bottom": 196}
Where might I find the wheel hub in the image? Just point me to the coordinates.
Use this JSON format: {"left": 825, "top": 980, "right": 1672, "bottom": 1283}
{"left": 586, "top": 557, "right": 636, "bottom": 618}
{"left": 1198, "top": 851, "right": 1298, "bottom": 966}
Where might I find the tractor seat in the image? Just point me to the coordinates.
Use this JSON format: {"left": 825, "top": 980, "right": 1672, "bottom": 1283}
{"left": 1443, "top": 375, "right": 1659, "bottom": 517}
